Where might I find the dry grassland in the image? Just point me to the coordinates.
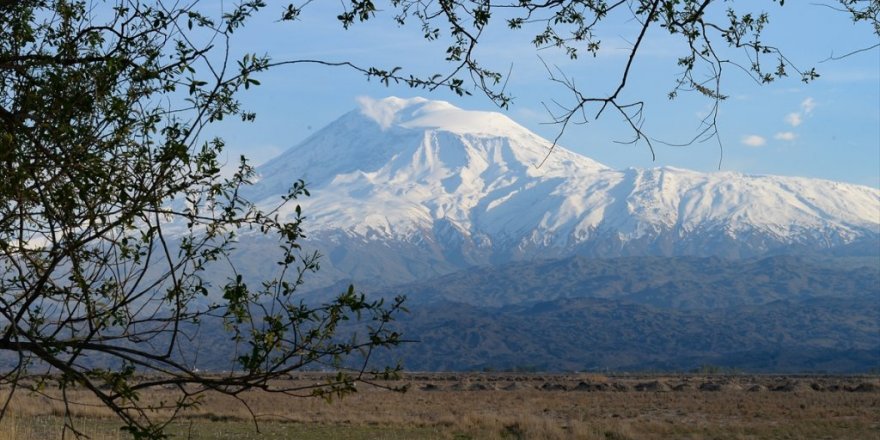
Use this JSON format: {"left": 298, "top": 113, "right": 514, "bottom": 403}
{"left": 1, "top": 373, "right": 878, "bottom": 439}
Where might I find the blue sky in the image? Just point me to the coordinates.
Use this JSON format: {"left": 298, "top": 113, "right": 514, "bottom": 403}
{"left": 204, "top": 1, "right": 879, "bottom": 188}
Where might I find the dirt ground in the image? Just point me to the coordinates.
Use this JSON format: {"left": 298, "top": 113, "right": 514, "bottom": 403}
{"left": 2, "top": 373, "right": 879, "bottom": 439}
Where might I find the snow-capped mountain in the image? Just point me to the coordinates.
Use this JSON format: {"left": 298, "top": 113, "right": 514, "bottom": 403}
{"left": 245, "top": 96, "right": 880, "bottom": 286}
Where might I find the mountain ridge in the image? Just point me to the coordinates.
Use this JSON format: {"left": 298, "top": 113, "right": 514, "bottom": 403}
{"left": 303, "top": 254, "right": 880, "bottom": 309}
{"left": 191, "top": 97, "right": 880, "bottom": 372}
{"left": 241, "top": 96, "right": 879, "bottom": 287}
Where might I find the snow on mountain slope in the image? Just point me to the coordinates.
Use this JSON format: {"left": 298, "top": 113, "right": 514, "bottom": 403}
{"left": 245, "top": 96, "right": 879, "bottom": 279}
{"left": 252, "top": 96, "right": 606, "bottom": 236}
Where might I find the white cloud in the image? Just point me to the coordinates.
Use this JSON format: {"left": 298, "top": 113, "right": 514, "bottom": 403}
{"left": 778, "top": 98, "right": 813, "bottom": 130}
{"left": 785, "top": 112, "right": 803, "bottom": 127}
{"left": 356, "top": 95, "right": 421, "bottom": 129}
{"left": 741, "top": 135, "right": 767, "bottom": 147}
{"left": 801, "top": 97, "right": 816, "bottom": 114}
{"left": 774, "top": 131, "right": 797, "bottom": 141}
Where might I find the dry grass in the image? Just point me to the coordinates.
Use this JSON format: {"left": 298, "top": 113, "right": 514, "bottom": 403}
{"left": 1, "top": 373, "right": 878, "bottom": 439}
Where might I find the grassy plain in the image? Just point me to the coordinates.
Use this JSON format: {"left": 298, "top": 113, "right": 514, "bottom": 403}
{"left": 1, "top": 373, "right": 878, "bottom": 439}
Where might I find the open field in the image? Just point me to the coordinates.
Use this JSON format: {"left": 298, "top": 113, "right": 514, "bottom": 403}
{"left": 1, "top": 373, "right": 878, "bottom": 439}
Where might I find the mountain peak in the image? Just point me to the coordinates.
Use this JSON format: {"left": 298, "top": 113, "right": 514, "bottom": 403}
{"left": 251, "top": 96, "right": 608, "bottom": 200}
{"left": 356, "top": 96, "right": 523, "bottom": 137}
{"left": 356, "top": 96, "right": 430, "bottom": 129}
{"left": 244, "top": 96, "right": 879, "bottom": 289}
